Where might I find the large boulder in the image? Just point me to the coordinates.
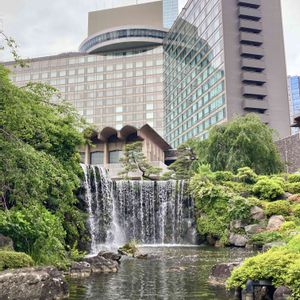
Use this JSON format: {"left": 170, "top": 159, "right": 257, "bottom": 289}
{"left": 229, "top": 233, "right": 249, "bottom": 247}
{"left": 273, "top": 286, "right": 292, "bottom": 300}
{"left": 230, "top": 220, "right": 245, "bottom": 230}
{"left": 0, "top": 234, "right": 13, "bottom": 250}
{"left": 97, "top": 251, "right": 121, "bottom": 263}
{"left": 209, "top": 262, "right": 241, "bottom": 285}
{"left": 267, "top": 215, "right": 285, "bottom": 231}
{"left": 250, "top": 206, "right": 265, "bottom": 221}
{"left": 244, "top": 224, "right": 264, "bottom": 235}
{"left": 0, "top": 267, "right": 68, "bottom": 300}
{"left": 68, "top": 262, "right": 91, "bottom": 278}
{"left": 288, "top": 194, "right": 300, "bottom": 203}
{"left": 84, "top": 252, "right": 118, "bottom": 273}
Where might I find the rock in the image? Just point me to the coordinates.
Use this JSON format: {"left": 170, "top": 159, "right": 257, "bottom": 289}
{"left": 245, "top": 224, "right": 264, "bottom": 235}
{"left": 282, "top": 192, "right": 292, "bottom": 200}
{"left": 273, "top": 286, "right": 292, "bottom": 300}
{"left": 267, "top": 215, "right": 285, "bottom": 231}
{"left": 84, "top": 255, "right": 118, "bottom": 273}
{"left": 68, "top": 262, "right": 91, "bottom": 278}
{"left": 98, "top": 251, "right": 121, "bottom": 262}
{"left": 208, "top": 262, "right": 241, "bottom": 285}
{"left": 229, "top": 233, "right": 249, "bottom": 247}
{"left": 262, "top": 241, "right": 287, "bottom": 252}
{"left": 250, "top": 206, "right": 265, "bottom": 221}
{"left": 0, "top": 234, "right": 14, "bottom": 250}
{"left": 134, "top": 252, "right": 148, "bottom": 259}
{"left": 230, "top": 220, "right": 245, "bottom": 230}
{"left": 288, "top": 194, "right": 300, "bottom": 203}
{"left": 0, "top": 267, "right": 68, "bottom": 300}
{"left": 118, "top": 248, "right": 129, "bottom": 256}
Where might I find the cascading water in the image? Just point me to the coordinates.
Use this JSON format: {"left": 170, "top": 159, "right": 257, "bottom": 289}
{"left": 81, "top": 164, "right": 196, "bottom": 253}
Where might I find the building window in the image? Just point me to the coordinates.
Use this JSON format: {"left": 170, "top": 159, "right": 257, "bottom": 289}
{"left": 109, "top": 150, "right": 123, "bottom": 164}
{"left": 90, "top": 151, "right": 104, "bottom": 165}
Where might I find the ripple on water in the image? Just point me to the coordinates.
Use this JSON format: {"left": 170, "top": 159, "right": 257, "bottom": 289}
{"left": 68, "top": 246, "right": 254, "bottom": 300}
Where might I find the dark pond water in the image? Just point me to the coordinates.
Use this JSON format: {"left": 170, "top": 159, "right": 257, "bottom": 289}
{"left": 68, "top": 246, "right": 253, "bottom": 300}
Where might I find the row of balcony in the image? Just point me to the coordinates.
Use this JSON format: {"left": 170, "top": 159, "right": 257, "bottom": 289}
{"left": 237, "top": 0, "right": 269, "bottom": 121}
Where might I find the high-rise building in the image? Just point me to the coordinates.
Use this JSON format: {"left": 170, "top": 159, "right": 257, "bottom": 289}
{"left": 164, "top": 0, "right": 291, "bottom": 147}
{"left": 163, "top": 0, "right": 179, "bottom": 28}
{"left": 5, "top": 1, "right": 166, "bottom": 136}
{"left": 288, "top": 76, "right": 300, "bottom": 134}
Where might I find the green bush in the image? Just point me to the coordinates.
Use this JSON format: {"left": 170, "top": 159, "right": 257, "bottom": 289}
{"left": 228, "top": 196, "right": 253, "bottom": 221}
{"left": 0, "top": 205, "right": 67, "bottom": 266}
{"left": 236, "top": 167, "right": 258, "bottom": 184}
{"left": 265, "top": 200, "right": 291, "bottom": 217}
{"left": 288, "top": 174, "right": 300, "bottom": 183}
{"left": 214, "top": 171, "right": 234, "bottom": 182}
{"left": 0, "top": 251, "right": 34, "bottom": 271}
{"left": 292, "top": 204, "right": 300, "bottom": 218}
{"left": 253, "top": 179, "right": 284, "bottom": 200}
{"left": 250, "top": 231, "right": 283, "bottom": 247}
{"left": 286, "top": 259, "right": 300, "bottom": 299}
{"left": 226, "top": 248, "right": 298, "bottom": 289}
{"left": 286, "top": 182, "right": 300, "bottom": 194}
{"left": 280, "top": 221, "right": 297, "bottom": 233}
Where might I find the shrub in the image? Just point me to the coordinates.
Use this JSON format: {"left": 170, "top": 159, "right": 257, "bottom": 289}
{"left": 0, "top": 251, "right": 34, "bottom": 271}
{"left": 253, "top": 179, "right": 284, "bottom": 200}
{"left": 236, "top": 167, "right": 258, "bottom": 184}
{"left": 228, "top": 196, "right": 253, "bottom": 221}
{"left": 286, "top": 259, "right": 300, "bottom": 299}
{"left": 0, "top": 205, "right": 67, "bottom": 266}
{"left": 292, "top": 204, "right": 300, "bottom": 218}
{"left": 214, "top": 171, "right": 234, "bottom": 182}
{"left": 280, "top": 221, "right": 297, "bottom": 233}
{"left": 119, "top": 240, "right": 138, "bottom": 255}
{"left": 285, "top": 182, "right": 300, "bottom": 194}
{"left": 288, "top": 174, "right": 300, "bottom": 183}
{"left": 226, "top": 248, "right": 298, "bottom": 289}
{"left": 265, "top": 200, "right": 291, "bottom": 217}
{"left": 250, "top": 231, "right": 283, "bottom": 247}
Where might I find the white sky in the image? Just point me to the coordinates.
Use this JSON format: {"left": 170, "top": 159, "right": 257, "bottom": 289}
{"left": 0, "top": 0, "right": 299, "bottom": 75}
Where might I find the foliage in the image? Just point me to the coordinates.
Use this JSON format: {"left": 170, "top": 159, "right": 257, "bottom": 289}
{"left": 0, "top": 251, "right": 34, "bottom": 271}
{"left": 167, "top": 139, "right": 205, "bottom": 179}
{"left": 253, "top": 178, "right": 284, "bottom": 200}
{"left": 279, "top": 221, "right": 297, "bottom": 233}
{"left": 265, "top": 200, "right": 291, "bottom": 217}
{"left": 288, "top": 174, "right": 300, "bottom": 183}
{"left": 285, "top": 182, "right": 300, "bottom": 194}
{"left": 119, "top": 240, "right": 138, "bottom": 256}
{"left": 0, "top": 62, "right": 90, "bottom": 265}
{"left": 236, "top": 167, "right": 258, "bottom": 184}
{"left": 204, "top": 114, "right": 284, "bottom": 174}
{"left": 119, "top": 141, "right": 161, "bottom": 180}
{"left": 292, "top": 204, "right": 300, "bottom": 218}
{"left": 250, "top": 231, "right": 283, "bottom": 247}
{"left": 214, "top": 171, "right": 234, "bottom": 182}
{"left": 227, "top": 234, "right": 300, "bottom": 298}
{"left": 0, "top": 205, "right": 68, "bottom": 266}
{"left": 228, "top": 196, "right": 252, "bottom": 221}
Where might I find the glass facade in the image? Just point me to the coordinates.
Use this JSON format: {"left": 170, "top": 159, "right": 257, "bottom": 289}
{"left": 8, "top": 46, "right": 164, "bottom": 136}
{"left": 163, "top": 0, "right": 226, "bottom": 147}
{"left": 163, "top": 0, "right": 179, "bottom": 28}
{"left": 80, "top": 28, "right": 167, "bottom": 52}
{"left": 288, "top": 76, "right": 300, "bottom": 134}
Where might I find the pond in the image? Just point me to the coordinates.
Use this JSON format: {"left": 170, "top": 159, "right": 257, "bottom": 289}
{"left": 68, "top": 246, "right": 253, "bottom": 300}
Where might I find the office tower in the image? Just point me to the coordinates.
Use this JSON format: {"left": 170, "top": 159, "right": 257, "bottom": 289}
{"left": 288, "top": 76, "right": 300, "bottom": 134}
{"left": 164, "top": 0, "right": 291, "bottom": 147}
{"left": 5, "top": 1, "right": 166, "bottom": 136}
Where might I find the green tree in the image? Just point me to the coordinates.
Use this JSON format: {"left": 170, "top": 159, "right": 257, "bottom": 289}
{"left": 0, "top": 61, "right": 90, "bottom": 260}
{"left": 204, "top": 114, "right": 283, "bottom": 174}
{"left": 119, "top": 141, "right": 161, "bottom": 180}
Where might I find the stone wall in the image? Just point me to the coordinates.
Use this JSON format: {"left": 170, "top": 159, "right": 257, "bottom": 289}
{"left": 276, "top": 133, "right": 300, "bottom": 173}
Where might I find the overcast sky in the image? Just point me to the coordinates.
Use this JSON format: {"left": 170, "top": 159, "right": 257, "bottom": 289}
{"left": 0, "top": 0, "right": 299, "bottom": 75}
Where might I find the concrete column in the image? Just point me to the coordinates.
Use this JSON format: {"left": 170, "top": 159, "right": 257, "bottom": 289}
{"left": 85, "top": 144, "right": 90, "bottom": 165}
{"left": 103, "top": 142, "right": 109, "bottom": 167}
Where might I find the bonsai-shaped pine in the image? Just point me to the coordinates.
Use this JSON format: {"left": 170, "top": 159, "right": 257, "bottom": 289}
{"left": 119, "top": 141, "right": 161, "bottom": 180}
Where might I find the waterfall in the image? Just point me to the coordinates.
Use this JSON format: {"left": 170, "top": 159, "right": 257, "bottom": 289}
{"left": 81, "top": 164, "right": 196, "bottom": 253}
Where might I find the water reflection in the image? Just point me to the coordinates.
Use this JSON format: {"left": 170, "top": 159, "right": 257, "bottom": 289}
{"left": 68, "top": 246, "right": 253, "bottom": 300}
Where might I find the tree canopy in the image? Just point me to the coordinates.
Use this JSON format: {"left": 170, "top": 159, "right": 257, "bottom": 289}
{"left": 0, "top": 63, "right": 89, "bottom": 264}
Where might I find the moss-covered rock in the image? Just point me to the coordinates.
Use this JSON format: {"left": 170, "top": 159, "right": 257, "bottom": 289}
{"left": 0, "top": 251, "right": 34, "bottom": 271}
